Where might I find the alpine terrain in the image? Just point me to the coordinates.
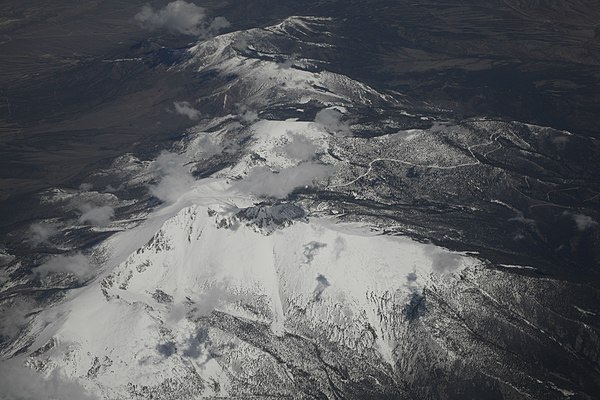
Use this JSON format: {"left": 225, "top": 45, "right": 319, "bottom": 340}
{"left": 1, "top": 1, "right": 600, "bottom": 399}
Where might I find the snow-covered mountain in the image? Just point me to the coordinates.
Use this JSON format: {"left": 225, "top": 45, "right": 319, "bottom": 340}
{"left": 1, "top": 8, "right": 600, "bottom": 400}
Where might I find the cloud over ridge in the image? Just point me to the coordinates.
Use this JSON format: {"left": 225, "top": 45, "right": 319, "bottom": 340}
{"left": 135, "top": 1, "right": 230, "bottom": 37}
{"left": 234, "top": 163, "right": 334, "bottom": 199}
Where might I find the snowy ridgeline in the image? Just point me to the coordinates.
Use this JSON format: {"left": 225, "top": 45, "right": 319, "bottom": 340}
{"left": 19, "top": 180, "right": 476, "bottom": 398}
{"left": 10, "top": 110, "right": 478, "bottom": 398}
{"left": 15, "top": 103, "right": 478, "bottom": 396}
{"left": 3, "top": 11, "right": 589, "bottom": 400}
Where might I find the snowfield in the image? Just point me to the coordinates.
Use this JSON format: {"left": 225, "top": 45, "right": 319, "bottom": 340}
{"left": 14, "top": 107, "right": 479, "bottom": 397}
{"left": 4, "top": 12, "right": 585, "bottom": 400}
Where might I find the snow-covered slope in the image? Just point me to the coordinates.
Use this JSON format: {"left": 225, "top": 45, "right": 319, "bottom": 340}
{"left": 3, "top": 12, "right": 599, "bottom": 400}
{"left": 10, "top": 86, "right": 478, "bottom": 394}
{"left": 20, "top": 195, "right": 475, "bottom": 398}
{"left": 2, "top": 29, "right": 480, "bottom": 393}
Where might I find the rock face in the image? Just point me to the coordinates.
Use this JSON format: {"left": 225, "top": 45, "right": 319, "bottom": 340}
{"left": 235, "top": 203, "right": 306, "bottom": 233}
{"left": 1, "top": 2, "right": 600, "bottom": 400}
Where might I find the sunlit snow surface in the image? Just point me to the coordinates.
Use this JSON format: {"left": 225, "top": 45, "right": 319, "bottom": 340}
{"left": 3, "top": 4, "right": 600, "bottom": 399}
{"left": 18, "top": 113, "right": 478, "bottom": 397}
{"left": 6, "top": 16, "right": 487, "bottom": 398}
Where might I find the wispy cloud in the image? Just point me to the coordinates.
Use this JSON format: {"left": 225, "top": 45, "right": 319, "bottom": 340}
{"left": 0, "top": 249, "right": 14, "bottom": 266}
{"left": 29, "top": 223, "right": 58, "bottom": 246}
{"left": 551, "top": 135, "right": 569, "bottom": 148}
{"left": 424, "top": 245, "right": 464, "bottom": 274}
{"left": 189, "top": 133, "right": 229, "bottom": 159}
{"left": 0, "top": 361, "right": 98, "bottom": 400}
{"left": 279, "top": 133, "right": 319, "bottom": 161}
{"left": 36, "top": 253, "right": 92, "bottom": 282}
{"left": 0, "top": 300, "right": 30, "bottom": 340}
{"left": 234, "top": 163, "right": 334, "bottom": 199}
{"left": 191, "top": 282, "right": 250, "bottom": 318}
{"left": 236, "top": 104, "right": 259, "bottom": 124}
{"left": 135, "top": 1, "right": 230, "bottom": 37}
{"left": 165, "top": 281, "right": 251, "bottom": 328}
{"left": 568, "top": 213, "right": 597, "bottom": 231}
{"left": 277, "top": 53, "right": 298, "bottom": 69}
{"left": 174, "top": 101, "right": 201, "bottom": 120}
{"left": 149, "top": 151, "right": 195, "bottom": 204}
{"left": 314, "top": 108, "right": 351, "bottom": 136}
{"left": 77, "top": 204, "right": 114, "bottom": 227}
{"left": 78, "top": 183, "right": 93, "bottom": 191}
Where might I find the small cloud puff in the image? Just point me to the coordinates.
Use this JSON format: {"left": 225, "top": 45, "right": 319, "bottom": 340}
{"left": 78, "top": 183, "right": 93, "bottom": 191}
{"left": 174, "top": 101, "right": 201, "bottom": 120}
{"left": 29, "top": 223, "right": 59, "bottom": 246}
{"left": 314, "top": 108, "right": 351, "bottom": 136}
{"left": 36, "top": 253, "right": 92, "bottom": 282}
{"left": 568, "top": 213, "right": 597, "bottom": 231}
{"left": 277, "top": 53, "right": 298, "bottom": 69}
{"left": 236, "top": 104, "right": 259, "bottom": 124}
{"left": 190, "top": 133, "right": 225, "bottom": 158}
{"left": 0, "top": 300, "right": 30, "bottom": 339}
{"left": 424, "top": 245, "right": 464, "bottom": 275}
{"left": 279, "top": 133, "right": 319, "bottom": 161}
{"left": 551, "top": 135, "right": 569, "bottom": 148}
{"left": 135, "top": 1, "right": 230, "bottom": 37}
{"left": 234, "top": 163, "right": 334, "bottom": 199}
{"left": 0, "top": 361, "right": 98, "bottom": 400}
{"left": 149, "top": 151, "right": 196, "bottom": 204}
{"left": 77, "top": 204, "right": 115, "bottom": 227}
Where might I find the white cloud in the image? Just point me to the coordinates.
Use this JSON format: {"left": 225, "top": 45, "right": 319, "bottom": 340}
{"left": 188, "top": 131, "right": 244, "bottom": 160}
{"left": 149, "top": 151, "right": 195, "bottom": 204}
{"left": 424, "top": 245, "right": 464, "bottom": 275}
{"left": 36, "top": 253, "right": 92, "bottom": 282}
{"left": 570, "top": 213, "right": 597, "bottom": 231}
{"left": 314, "top": 108, "right": 351, "bottom": 136}
{"left": 167, "top": 281, "right": 251, "bottom": 325}
{"left": 551, "top": 135, "right": 569, "bottom": 148}
{"left": 0, "top": 361, "right": 98, "bottom": 400}
{"left": 234, "top": 163, "right": 334, "bottom": 199}
{"left": 277, "top": 53, "right": 298, "bottom": 69}
{"left": 191, "top": 283, "right": 242, "bottom": 318}
{"left": 134, "top": 1, "right": 230, "bottom": 37}
{"left": 190, "top": 133, "right": 224, "bottom": 158}
{"left": 78, "top": 183, "right": 93, "bottom": 191}
{"left": 78, "top": 204, "right": 114, "bottom": 226}
{"left": 174, "top": 101, "right": 201, "bottom": 120}
{"left": 29, "top": 223, "right": 58, "bottom": 246}
{"left": 208, "top": 16, "right": 230, "bottom": 33}
{"left": 236, "top": 104, "right": 258, "bottom": 124}
{"left": 0, "top": 249, "right": 14, "bottom": 266}
{"left": 279, "top": 133, "right": 318, "bottom": 161}
{"left": 0, "top": 300, "right": 30, "bottom": 339}
{"left": 241, "top": 110, "right": 258, "bottom": 123}
{"left": 166, "top": 303, "right": 188, "bottom": 325}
